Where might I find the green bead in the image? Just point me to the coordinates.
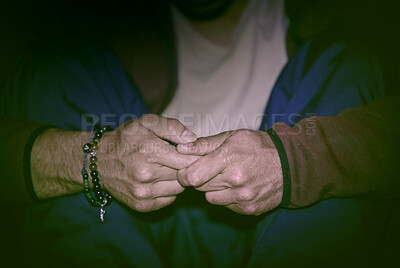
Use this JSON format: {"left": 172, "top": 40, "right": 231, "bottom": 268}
{"left": 95, "top": 132, "right": 102, "bottom": 139}
{"left": 89, "top": 163, "right": 97, "bottom": 171}
{"left": 92, "top": 144, "right": 98, "bottom": 151}
{"left": 82, "top": 143, "right": 92, "bottom": 153}
{"left": 90, "top": 156, "right": 97, "bottom": 163}
{"left": 103, "top": 125, "right": 112, "bottom": 131}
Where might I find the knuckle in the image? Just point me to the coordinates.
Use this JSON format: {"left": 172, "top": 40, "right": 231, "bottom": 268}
{"left": 140, "top": 114, "right": 160, "bottom": 128}
{"left": 119, "top": 120, "right": 139, "bottom": 136}
{"left": 178, "top": 168, "right": 199, "bottom": 187}
{"left": 237, "top": 188, "right": 254, "bottom": 201}
{"left": 233, "top": 129, "right": 253, "bottom": 140}
{"left": 188, "top": 174, "right": 202, "bottom": 187}
{"left": 168, "top": 118, "right": 179, "bottom": 126}
{"left": 231, "top": 173, "right": 245, "bottom": 187}
{"left": 237, "top": 129, "right": 252, "bottom": 136}
{"left": 177, "top": 169, "right": 190, "bottom": 186}
{"left": 134, "top": 167, "right": 153, "bottom": 182}
{"left": 146, "top": 155, "right": 158, "bottom": 164}
{"left": 140, "top": 113, "right": 157, "bottom": 122}
{"left": 167, "top": 118, "right": 182, "bottom": 133}
{"left": 132, "top": 186, "right": 152, "bottom": 200}
{"left": 139, "top": 114, "right": 149, "bottom": 121}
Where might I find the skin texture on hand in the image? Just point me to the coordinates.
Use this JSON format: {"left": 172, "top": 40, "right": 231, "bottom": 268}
{"left": 31, "top": 114, "right": 199, "bottom": 212}
{"left": 98, "top": 114, "right": 199, "bottom": 212}
{"left": 177, "top": 129, "right": 283, "bottom": 216}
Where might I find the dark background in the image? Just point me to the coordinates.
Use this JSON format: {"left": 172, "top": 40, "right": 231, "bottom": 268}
{"left": 0, "top": 0, "right": 399, "bottom": 266}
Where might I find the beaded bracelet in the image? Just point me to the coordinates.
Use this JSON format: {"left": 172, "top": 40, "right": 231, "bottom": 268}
{"left": 82, "top": 125, "right": 113, "bottom": 223}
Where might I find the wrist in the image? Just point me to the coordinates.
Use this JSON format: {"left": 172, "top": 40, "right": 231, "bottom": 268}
{"left": 81, "top": 125, "right": 114, "bottom": 216}
{"left": 31, "top": 128, "right": 90, "bottom": 199}
{"left": 266, "top": 128, "right": 291, "bottom": 207}
{"left": 96, "top": 130, "right": 120, "bottom": 189}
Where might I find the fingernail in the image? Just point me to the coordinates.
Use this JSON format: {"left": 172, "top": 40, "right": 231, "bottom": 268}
{"left": 181, "top": 129, "right": 197, "bottom": 143}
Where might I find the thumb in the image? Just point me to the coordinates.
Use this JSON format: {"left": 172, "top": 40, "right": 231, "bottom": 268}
{"left": 139, "top": 114, "right": 197, "bottom": 144}
{"left": 177, "top": 131, "right": 233, "bottom": 156}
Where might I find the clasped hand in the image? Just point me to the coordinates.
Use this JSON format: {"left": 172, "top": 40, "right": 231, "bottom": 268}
{"left": 100, "top": 115, "right": 283, "bottom": 216}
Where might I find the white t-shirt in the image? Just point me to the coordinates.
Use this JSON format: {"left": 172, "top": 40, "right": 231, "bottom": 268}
{"left": 163, "top": 0, "right": 288, "bottom": 137}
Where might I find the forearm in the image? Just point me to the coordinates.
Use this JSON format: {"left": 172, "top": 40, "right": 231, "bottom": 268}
{"left": 273, "top": 96, "right": 400, "bottom": 208}
{"left": 0, "top": 118, "right": 117, "bottom": 204}
{"left": 31, "top": 128, "right": 91, "bottom": 199}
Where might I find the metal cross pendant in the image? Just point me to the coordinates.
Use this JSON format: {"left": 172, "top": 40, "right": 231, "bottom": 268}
{"left": 99, "top": 206, "right": 105, "bottom": 223}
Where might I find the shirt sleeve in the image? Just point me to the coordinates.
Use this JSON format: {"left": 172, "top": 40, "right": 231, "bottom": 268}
{"left": 269, "top": 96, "right": 400, "bottom": 208}
{"left": 0, "top": 118, "right": 53, "bottom": 205}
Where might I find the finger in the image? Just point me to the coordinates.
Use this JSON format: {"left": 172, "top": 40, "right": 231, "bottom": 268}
{"left": 139, "top": 114, "right": 197, "bottom": 144}
{"left": 133, "top": 196, "right": 177, "bottom": 212}
{"left": 152, "top": 180, "right": 185, "bottom": 197}
{"left": 195, "top": 174, "right": 229, "bottom": 191}
{"left": 205, "top": 189, "right": 236, "bottom": 206}
{"left": 226, "top": 203, "right": 260, "bottom": 216}
{"left": 151, "top": 143, "right": 201, "bottom": 169}
{"left": 134, "top": 166, "right": 177, "bottom": 183}
{"left": 150, "top": 166, "right": 178, "bottom": 182}
{"left": 132, "top": 180, "right": 184, "bottom": 200}
{"left": 178, "top": 148, "right": 227, "bottom": 187}
{"left": 225, "top": 204, "right": 245, "bottom": 215}
{"left": 151, "top": 196, "right": 177, "bottom": 211}
{"left": 177, "top": 131, "right": 232, "bottom": 155}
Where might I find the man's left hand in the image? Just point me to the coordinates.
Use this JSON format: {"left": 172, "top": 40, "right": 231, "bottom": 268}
{"left": 177, "top": 129, "right": 283, "bottom": 216}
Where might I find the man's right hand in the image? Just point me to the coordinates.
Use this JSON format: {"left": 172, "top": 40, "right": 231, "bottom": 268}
{"left": 99, "top": 114, "right": 199, "bottom": 212}
{"left": 31, "top": 114, "right": 198, "bottom": 212}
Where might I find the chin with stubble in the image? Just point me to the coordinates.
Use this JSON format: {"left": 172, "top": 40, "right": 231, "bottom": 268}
{"left": 172, "top": 0, "right": 236, "bottom": 20}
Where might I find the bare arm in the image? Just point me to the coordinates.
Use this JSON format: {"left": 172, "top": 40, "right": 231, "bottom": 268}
{"left": 30, "top": 128, "right": 90, "bottom": 199}
{"left": 3, "top": 115, "right": 199, "bottom": 212}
